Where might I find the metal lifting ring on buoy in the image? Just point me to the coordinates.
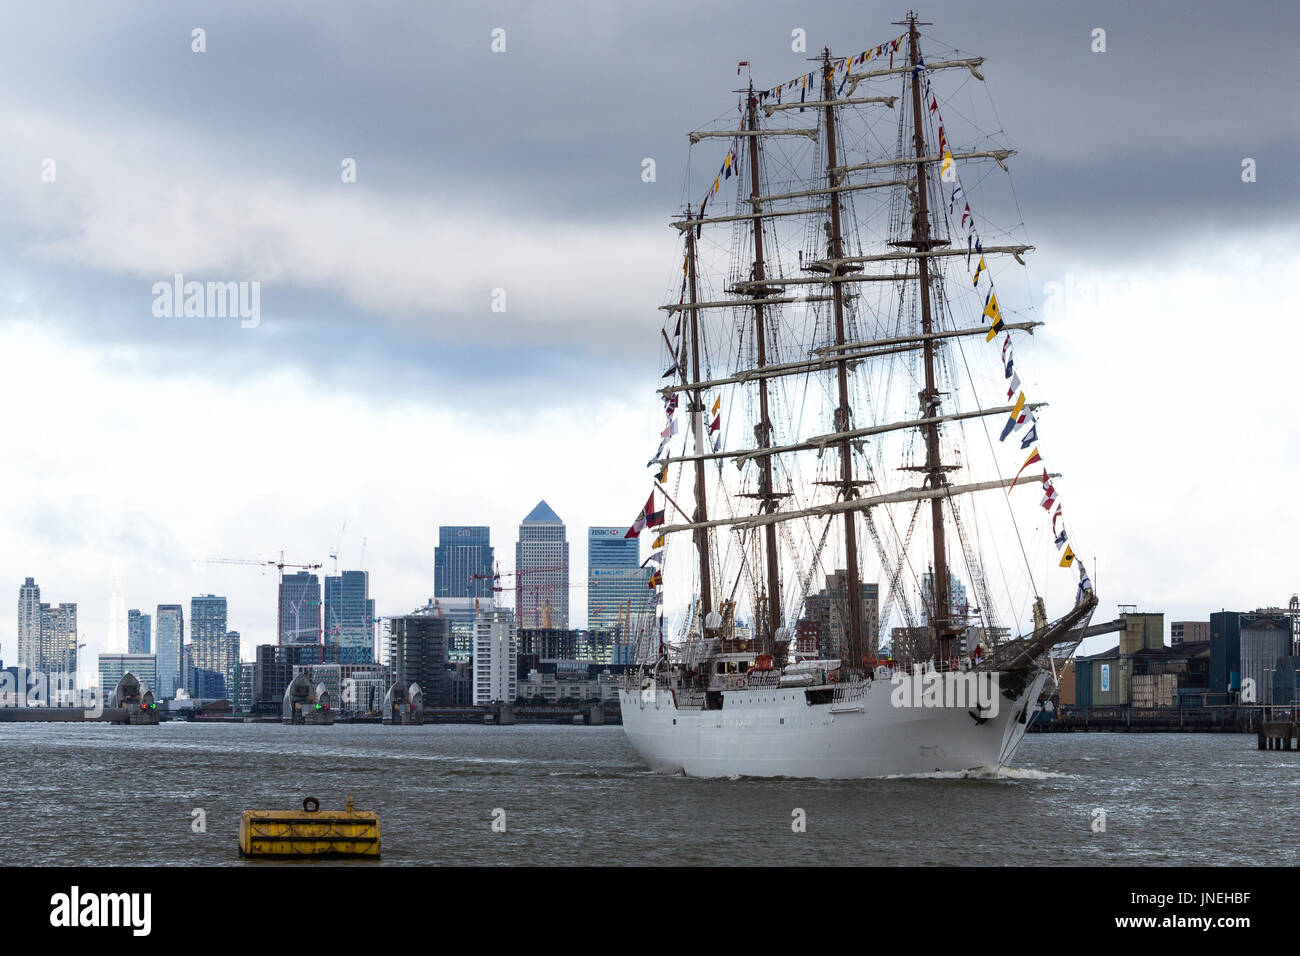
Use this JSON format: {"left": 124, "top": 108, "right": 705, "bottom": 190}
{"left": 303, "top": 796, "right": 320, "bottom": 813}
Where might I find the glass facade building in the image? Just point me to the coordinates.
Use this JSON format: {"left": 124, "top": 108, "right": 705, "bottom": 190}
{"left": 97, "top": 653, "right": 157, "bottom": 700}
{"left": 155, "top": 604, "right": 184, "bottom": 699}
{"left": 586, "top": 526, "right": 652, "bottom": 639}
{"left": 127, "top": 608, "right": 152, "bottom": 654}
{"left": 434, "top": 526, "right": 495, "bottom": 599}
{"left": 190, "top": 595, "right": 237, "bottom": 699}
{"left": 280, "top": 572, "right": 322, "bottom": 646}
{"left": 324, "top": 570, "right": 375, "bottom": 663}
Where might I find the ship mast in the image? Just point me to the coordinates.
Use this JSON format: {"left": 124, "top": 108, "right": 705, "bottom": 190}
{"left": 683, "top": 209, "right": 714, "bottom": 625}
{"left": 898, "top": 12, "right": 958, "bottom": 661}
{"left": 819, "top": 50, "right": 865, "bottom": 671}
{"left": 743, "top": 83, "right": 782, "bottom": 654}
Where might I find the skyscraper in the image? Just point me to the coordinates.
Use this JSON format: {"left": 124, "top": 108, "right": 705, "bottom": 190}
{"left": 279, "top": 572, "right": 322, "bottom": 646}
{"left": 155, "top": 604, "right": 184, "bottom": 699}
{"left": 434, "top": 526, "right": 495, "bottom": 599}
{"left": 128, "top": 609, "right": 152, "bottom": 654}
{"left": 324, "top": 570, "right": 374, "bottom": 663}
{"left": 515, "top": 501, "right": 569, "bottom": 630}
{"left": 190, "top": 595, "right": 235, "bottom": 698}
{"left": 586, "top": 526, "right": 652, "bottom": 632}
{"left": 17, "top": 578, "right": 41, "bottom": 671}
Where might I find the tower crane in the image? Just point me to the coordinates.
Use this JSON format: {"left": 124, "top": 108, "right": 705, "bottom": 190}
{"left": 195, "top": 551, "right": 324, "bottom": 645}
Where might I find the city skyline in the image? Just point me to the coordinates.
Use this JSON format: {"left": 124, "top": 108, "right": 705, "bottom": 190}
{"left": 1, "top": 1, "right": 1297, "bottom": 678}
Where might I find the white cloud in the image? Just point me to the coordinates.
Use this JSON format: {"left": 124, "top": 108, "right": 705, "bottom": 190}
{"left": 2, "top": 109, "right": 667, "bottom": 353}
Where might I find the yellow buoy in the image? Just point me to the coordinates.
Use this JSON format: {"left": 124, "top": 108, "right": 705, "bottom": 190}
{"left": 239, "top": 796, "right": 380, "bottom": 859}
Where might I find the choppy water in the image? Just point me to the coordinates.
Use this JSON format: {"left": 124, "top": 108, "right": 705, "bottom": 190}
{"left": 0, "top": 723, "right": 1293, "bottom": 866}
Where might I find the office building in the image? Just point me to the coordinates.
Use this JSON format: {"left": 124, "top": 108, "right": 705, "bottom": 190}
{"left": 280, "top": 571, "right": 321, "bottom": 646}
{"left": 98, "top": 653, "right": 157, "bottom": 699}
{"left": 474, "top": 607, "right": 517, "bottom": 704}
{"left": 515, "top": 500, "right": 569, "bottom": 630}
{"left": 155, "top": 604, "right": 184, "bottom": 699}
{"left": 324, "top": 570, "right": 375, "bottom": 663}
{"left": 128, "top": 609, "right": 152, "bottom": 654}
{"left": 587, "top": 526, "right": 653, "bottom": 632}
{"left": 434, "top": 526, "right": 495, "bottom": 599}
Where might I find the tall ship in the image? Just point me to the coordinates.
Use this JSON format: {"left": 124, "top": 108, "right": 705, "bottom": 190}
{"left": 619, "top": 12, "right": 1098, "bottom": 778}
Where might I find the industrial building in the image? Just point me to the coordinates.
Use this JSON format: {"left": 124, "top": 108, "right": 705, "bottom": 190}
{"left": 1059, "top": 607, "right": 1300, "bottom": 711}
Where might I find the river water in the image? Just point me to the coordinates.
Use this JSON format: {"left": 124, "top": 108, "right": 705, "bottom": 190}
{"left": 1, "top": 723, "right": 1292, "bottom": 866}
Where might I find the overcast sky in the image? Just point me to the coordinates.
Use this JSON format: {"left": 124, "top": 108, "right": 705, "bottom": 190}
{"left": 2, "top": 0, "right": 1297, "bottom": 667}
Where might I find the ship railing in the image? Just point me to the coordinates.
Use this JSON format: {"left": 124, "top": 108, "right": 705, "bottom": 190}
{"left": 890, "top": 656, "right": 979, "bottom": 675}
{"left": 832, "top": 682, "right": 870, "bottom": 703}
{"left": 674, "top": 689, "right": 707, "bottom": 710}
{"left": 707, "top": 670, "right": 785, "bottom": 691}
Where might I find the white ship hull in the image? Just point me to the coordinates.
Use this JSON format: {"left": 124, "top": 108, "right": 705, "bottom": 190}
{"left": 619, "top": 671, "right": 1047, "bottom": 779}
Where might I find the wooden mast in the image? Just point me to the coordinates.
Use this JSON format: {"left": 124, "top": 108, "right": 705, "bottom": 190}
{"left": 744, "top": 83, "right": 783, "bottom": 654}
{"left": 683, "top": 207, "right": 714, "bottom": 625}
{"left": 819, "top": 50, "right": 865, "bottom": 670}
{"left": 901, "top": 12, "right": 957, "bottom": 661}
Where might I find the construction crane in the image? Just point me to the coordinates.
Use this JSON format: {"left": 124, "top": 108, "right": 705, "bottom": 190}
{"left": 329, "top": 523, "right": 347, "bottom": 574}
{"left": 468, "top": 562, "right": 574, "bottom": 594}
{"left": 469, "top": 562, "right": 586, "bottom": 628}
{"left": 195, "top": 551, "right": 324, "bottom": 645}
